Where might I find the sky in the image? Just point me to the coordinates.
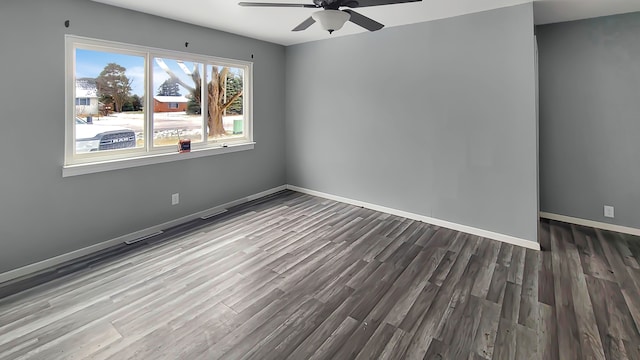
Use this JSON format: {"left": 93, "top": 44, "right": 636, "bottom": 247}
{"left": 76, "top": 48, "right": 244, "bottom": 98}
{"left": 76, "top": 49, "right": 146, "bottom": 96}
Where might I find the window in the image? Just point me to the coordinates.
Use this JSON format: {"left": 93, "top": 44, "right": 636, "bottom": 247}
{"left": 152, "top": 57, "right": 203, "bottom": 147}
{"left": 65, "top": 35, "right": 253, "bottom": 175}
{"left": 207, "top": 65, "right": 246, "bottom": 137}
{"left": 75, "top": 98, "right": 91, "bottom": 106}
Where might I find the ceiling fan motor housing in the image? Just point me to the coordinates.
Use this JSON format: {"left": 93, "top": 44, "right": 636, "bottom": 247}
{"left": 312, "top": 9, "right": 351, "bottom": 33}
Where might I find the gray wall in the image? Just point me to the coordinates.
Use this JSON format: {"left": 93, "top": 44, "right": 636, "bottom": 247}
{"left": 286, "top": 4, "right": 539, "bottom": 242}
{"left": 538, "top": 13, "right": 640, "bottom": 229}
{"left": 0, "top": 0, "right": 286, "bottom": 274}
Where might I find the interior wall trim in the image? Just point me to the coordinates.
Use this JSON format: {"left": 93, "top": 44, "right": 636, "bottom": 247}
{"left": 0, "top": 183, "right": 546, "bottom": 285}
{"left": 0, "top": 185, "right": 287, "bottom": 284}
{"left": 540, "top": 211, "right": 640, "bottom": 237}
{"left": 287, "top": 185, "right": 540, "bottom": 251}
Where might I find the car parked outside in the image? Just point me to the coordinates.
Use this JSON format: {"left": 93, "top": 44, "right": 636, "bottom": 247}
{"left": 75, "top": 117, "right": 136, "bottom": 153}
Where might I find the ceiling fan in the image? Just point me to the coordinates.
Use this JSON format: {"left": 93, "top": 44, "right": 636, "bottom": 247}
{"left": 239, "top": 0, "right": 422, "bottom": 34}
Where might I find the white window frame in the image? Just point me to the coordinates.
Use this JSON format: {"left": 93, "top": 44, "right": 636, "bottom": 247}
{"left": 64, "top": 35, "right": 254, "bottom": 177}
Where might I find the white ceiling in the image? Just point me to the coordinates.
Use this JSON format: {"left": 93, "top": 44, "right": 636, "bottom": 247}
{"left": 91, "top": 0, "right": 640, "bottom": 46}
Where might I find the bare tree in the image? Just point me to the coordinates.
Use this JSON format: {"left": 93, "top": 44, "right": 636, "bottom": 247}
{"left": 155, "top": 59, "right": 243, "bottom": 138}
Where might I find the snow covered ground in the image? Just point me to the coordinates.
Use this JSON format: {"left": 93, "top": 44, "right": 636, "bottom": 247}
{"left": 86, "top": 112, "right": 243, "bottom": 140}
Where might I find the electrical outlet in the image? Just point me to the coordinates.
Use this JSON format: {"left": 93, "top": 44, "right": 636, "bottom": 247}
{"left": 171, "top": 193, "right": 179, "bottom": 205}
{"left": 604, "top": 205, "right": 614, "bottom": 218}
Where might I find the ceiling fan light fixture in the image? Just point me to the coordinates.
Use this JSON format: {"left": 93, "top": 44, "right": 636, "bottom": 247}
{"left": 312, "top": 9, "right": 350, "bottom": 34}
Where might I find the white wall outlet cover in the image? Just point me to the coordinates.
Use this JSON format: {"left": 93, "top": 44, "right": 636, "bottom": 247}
{"left": 172, "top": 193, "right": 179, "bottom": 205}
{"left": 604, "top": 205, "right": 614, "bottom": 218}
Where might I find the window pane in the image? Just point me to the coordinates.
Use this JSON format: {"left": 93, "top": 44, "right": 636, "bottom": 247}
{"left": 206, "top": 65, "right": 245, "bottom": 139}
{"left": 152, "top": 58, "right": 203, "bottom": 147}
{"left": 74, "top": 48, "right": 144, "bottom": 154}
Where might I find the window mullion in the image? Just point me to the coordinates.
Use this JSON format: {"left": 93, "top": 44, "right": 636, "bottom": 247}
{"left": 202, "top": 64, "right": 208, "bottom": 141}
{"left": 145, "top": 54, "right": 153, "bottom": 152}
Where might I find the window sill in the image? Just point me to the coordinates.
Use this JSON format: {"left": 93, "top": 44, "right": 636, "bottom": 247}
{"left": 62, "top": 142, "right": 255, "bottom": 177}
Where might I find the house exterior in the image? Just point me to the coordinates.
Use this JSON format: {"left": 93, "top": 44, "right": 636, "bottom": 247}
{"left": 153, "top": 95, "right": 189, "bottom": 112}
{"left": 75, "top": 80, "right": 99, "bottom": 116}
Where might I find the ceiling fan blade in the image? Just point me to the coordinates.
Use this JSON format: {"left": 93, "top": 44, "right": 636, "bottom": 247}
{"left": 339, "top": 0, "right": 360, "bottom": 8}
{"left": 343, "top": 10, "right": 384, "bottom": 31}
{"left": 349, "top": 0, "right": 421, "bottom": 8}
{"left": 292, "top": 16, "right": 316, "bottom": 31}
{"left": 239, "top": 2, "right": 318, "bottom": 8}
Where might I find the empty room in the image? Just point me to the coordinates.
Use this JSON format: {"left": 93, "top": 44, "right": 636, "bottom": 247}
{"left": 0, "top": 0, "right": 639, "bottom": 358}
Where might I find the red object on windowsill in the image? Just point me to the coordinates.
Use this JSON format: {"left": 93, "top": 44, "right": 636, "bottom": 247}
{"left": 179, "top": 139, "right": 191, "bottom": 153}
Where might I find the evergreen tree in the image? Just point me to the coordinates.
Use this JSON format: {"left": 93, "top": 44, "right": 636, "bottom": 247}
{"left": 96, "top": 63, "right": 132, "bottom": 113}
{"left": 157, "top": 79, "right": 181, "bottom": 96}
{"left": 225, "top": 72, "right": 243, "bottom": 115}
{"left": 130, "top": 94, "right": 143, "bottom": 111}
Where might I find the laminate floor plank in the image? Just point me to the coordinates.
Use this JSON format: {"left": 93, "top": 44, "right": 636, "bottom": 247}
{"left": 197, "top": 293, "right": 308, "bottom": 360}
{"left": 626, "top": 237, "right": 640, "bottom": 267}
{"left": 421, "top": 227, "right": 454, "bottom": 249}
{"left": 437, "top": 254, "right": 485, "bottom": 343}
{"left": 471, "top": 299, "right": 501, "bottom": 359}
{"left": 242, "top": 288, "right": 351, "bottom": 360}
{"left": 26, "top": 321, "right": 122, "bottom": 360}
{"left": 377, "top": 327, "right": 409, "bottom": 360}
{"left": 331, "top": 266, "right": 416, "bottom": 359}
{"left": 153, "top": 289, "right": 286, "bottom": 360}
{"left": 429, "top": 250, "right": 458, "bottom": 287}
{"left": 586, "top": 274, "right": 637, "bottom": 360}
{"left": 354, "top": 322, "right": 397, "bottom": 360}
{"left": 507, "top": 246, "right": 526, "bottom": 285}
{"left": 613, "top": 236, "right": 640, "bottom": 270}
{"left": 497, "top": 243, "right": 514, "bottom": 267}
{"left": 597, "top": 228, "right": 640, "bottom": 338}
{"left": 1, "top": 192, "right": 640, "bottom": 359}
{"left": 500, "top": 281, "right": 522, "bottom": 322}
{"left": 565, "top": 226, "right": 606, "bottom": 360}
{"left": 413, "top": 224, "right": 439, "bottom": 247}
{"left": 361, "top": 235, "right": 395, "bottom": 262}
{"left": 0, "top": 298, "right": 119, "bottom": 358}
{"left": 392, "top": 220, "right": 423, "bottom": 245}
{"left": 310, "top": 257, "right": 368, "bottom": 302}
{"left": 537, "top": 303, "right": 559, "bottom": 360}
{"left": 492, "top": 318, "right": 516, "bottom": 360}
{"left": 623, "top": 339, "right": 640, "bottom": 360}
{"left": 551, "top": 221, "right": 583, "bottom": 360}
{"left": 305, "top": 316, "right": 360, "bottom": 360}
{"left": 402, "top": 237, "right": 479, "bottom": 358}
{"left": 286, "top": 287, "right": 358, "bottom": 359}
{"left": 440, "top": 294, "right": 484, "bottom": 358}
{"left": 99, "top": 302, "right": 234, "bottom": 360}
{"left": 375, "top": 217, "right": 404, "bottom": 238}
{"left": 515, "top": 324, "right": 538, "bottom": 360}
{"left": 537, "top": 220, "right": 555, "bottom": 307}
{"left": 572, "top": 225, "right": 616, "bottom": 282}
{"left": 486, "top": 264, "right": 507, "bottom": 304}
{"left": 383, "top": 249, "right": 442, "bottom": 328}
{"left": 348, "top": 262, "right": 404, "bottom": 322}
{"left": 518, "top": 249, "right": 539, "bottom": 329}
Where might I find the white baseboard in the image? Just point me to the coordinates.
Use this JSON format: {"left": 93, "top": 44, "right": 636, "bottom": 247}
{"left": 1, "top": 183, "right": 543, "bottom": 285}
{"left": 540, "top": 212, "right": 640, "bottom": 237}
{"left": 287, "top": 185, "right": 540, "bottom": 251}
{"left": 0, "top": 185, "right": 287, "bottom": 284}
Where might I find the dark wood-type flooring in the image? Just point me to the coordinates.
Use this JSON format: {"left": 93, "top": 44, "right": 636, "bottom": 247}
{"left": 1, "top": 190, "right": 639, "bottom": 359}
